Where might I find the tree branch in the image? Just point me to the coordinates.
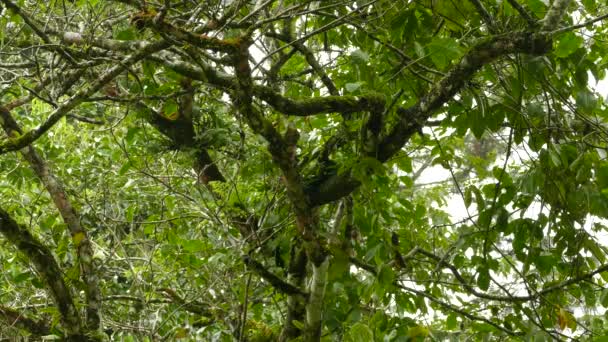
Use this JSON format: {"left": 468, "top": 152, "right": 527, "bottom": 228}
{"left": 306, "top": 31, "right": 552, "bottom": 206}
{"left": 0, "top": 108, "right": 101, "bottom": 330}
{"left": 280, "top": 245, "right": 307, "bottom": 341}
{"left": 553, "top": 12, "right": 608, "bottom": 34}
{"left": 540, "top": 0, "right": 572, "bottom": 31}
{"left": 348, "top": 257, "right": 519, "bottom": 336}
{"left": 243, "top": 256, "right": 307, "bottom": 296}
{"left": 0, "top": 40, "right": 170, "bottom": 155}
{"left": 266, "top": 30, "right": 339, "bottom": 96}
{"left": 505, "top": 0, "right": 537, "bottom": 26}
{"left": 0, "top": 305, "right": 50, "bottom": 336}
{"left": 0, "top": 207, "right": 83, "bottom": 336}
{"left": 469, "top": 0, "right": 498, "bottom": 33}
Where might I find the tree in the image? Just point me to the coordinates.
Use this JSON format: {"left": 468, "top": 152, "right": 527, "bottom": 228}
{"left": 0, "top": 0, "right": 608, "bottom": 340}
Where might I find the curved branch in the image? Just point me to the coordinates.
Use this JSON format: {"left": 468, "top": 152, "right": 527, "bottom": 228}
{"left": 0, "top": 108, "right": 101, "bottom": 330}
{"left": 0, "top": 207, "right": 83, "bottom": 336}
{"left": 266, "top": 31, "right": 339, "bottom": 96}
{"left": 306, "top": 31, "right": 552, "bottom": 206}
{"left": 243, "top": 256, "right": 307, "bottom": 296}
{"left": 137, "top": 9, "right": 240, "bottom": 53}
{"left": 152, "top": 54, "right": 386, "bottom": 116}
{"left": 553, "top": 12, "right": 608, "bottom": 34}
{"left": 56, "top": 32, "right": 384, "bottom": 118}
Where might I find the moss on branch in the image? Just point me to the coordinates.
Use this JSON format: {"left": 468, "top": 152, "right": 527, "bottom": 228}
{"left": 255, "top": 88, "right": 386, "bottom": 117}
{"left": 308, "top": 32, "right": 552, "bottom": 206}
{"left": 156, "top": 57, "right": 386, "bottom": 117}
{"left": 243, "top": 256, "right": 307, "bottom": 296}
{"left": 0, "top": 207, "right": 83, "bottom": 335}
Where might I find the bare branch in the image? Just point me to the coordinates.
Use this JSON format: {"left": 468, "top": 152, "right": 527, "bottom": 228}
{"left": 552, "top": 12, "right": 608, "bottom": 34}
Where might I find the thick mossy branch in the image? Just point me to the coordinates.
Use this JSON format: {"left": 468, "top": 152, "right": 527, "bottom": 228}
{"left": 243, "top": 256, "right": 307, "bottom": 296}
{"left": 541, "top": 0, "right": 572, "bottom": 31}
{"left": 0, "top": 107, "right": 101, "bottom": 330}
{"left": 79, "top": 35, "right": 380, "bottom": 117}
{"left": 137, "top": 9, "right": 240, "bottom": 52}
{"left": 232, "top": 37, "right": 330, "bottom": 342}
{"left": 280, "top": 245, "right": 308, "bottom": 341}
{"left": 304, "top": 259, "right": 329, "bottom": 341}
{"left": 154, "top": 56, "right": 386, "bottom": 117}
{"left": 134, "top": 101, "right": 225, "bottom": 183}
{"left": 307, "top": 32, "right": 552, "bottom": 206}
{"left": 0, "top": 207, "right": 82, "bottom": 335}
{"left": 381, "top": 32, "right": 550, "bottom": 160}
{"left": 231, "top": 37, "right": 319, "bottom": 240}
{"left": 254, "top": 87, "right": 386, "bottom": 117}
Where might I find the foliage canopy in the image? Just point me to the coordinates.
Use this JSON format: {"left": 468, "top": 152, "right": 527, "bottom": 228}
{"left": 1, "top": 0, "right": 608, "bottom": 340}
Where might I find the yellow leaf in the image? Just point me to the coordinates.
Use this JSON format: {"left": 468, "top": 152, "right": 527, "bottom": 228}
{"left": 556, "top": 307, "right": 572, "bottom": 331}
{"left": 407, "top": 325, "right": 429, "bottom": 339}
{"left": 72, "top": 232, "right": 85, "bottom": 246}
{"left": 174, "top": 327, "right": 189, "bottom": 339}
{"left": 165, "top": 111, "right": 179, "bottom": 121}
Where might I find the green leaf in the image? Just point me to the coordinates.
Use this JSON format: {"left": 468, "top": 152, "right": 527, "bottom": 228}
{"left": 406, "top": 325, "right": 430, "bottom": 340}
{"left": 142, "top": 60, "right": 157, "bottom": 79}
{"left": 377, "top": 264, "right": 395, "bottom": 288}
{"left": 555, "top": 32, "right": 584, "bottom": 58}
{"left": 348, "top": 322, "right": 374, "bottom": 342}
{"left": 115, "top": 28, "right": 137, "bottom": 41}
{"left": 161, "top": 100, "right": 179, "bottom": 119}
{"left": 446, "top": 314, "right": 458, "bottom": 330}
{"left": 414, "top": 41, "right": 425, "bottom": 58}
{"left": 527, "top": 0, "right": 547, "bottom": 17}
{"left": 181, "top": 239, "right": 208, "bottom": 253}
{"left": 345, "top": 82, "right": 363, "bottom": 93}
{"left": 534, "top": 254, "right": 555, "bottom": 275}
{"left": 118, "top": 160, "right": 132, "bottom": 176}
{"left": 427, "top": 37, "right": 462, "bottom": 69}
{"left": 600, "top": 288, "right": 608, "bottom": 308}
{"left": 496, "top": 208, "right": 509, "bottom": 232}
{"left": 13, "top": 271, "right": 30, "bottom": 283}
{"left": 350, "top": 49, "right": 369, "bottom": 63}
{"left": 477, "top": 266, "right": 490, "bottom": 291}
{"left": 125, "top": 205, "right": 135, "bottom": 222}
{"left": 464, "top": 187, "right": 473, "bottom": 208}
{"left": 575, "top": 89, "right": 597, "bottom": 114}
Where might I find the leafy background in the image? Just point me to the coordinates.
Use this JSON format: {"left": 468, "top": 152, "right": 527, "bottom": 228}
{"left": 0, "top": 0, "right": 608, "bottom": 340}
